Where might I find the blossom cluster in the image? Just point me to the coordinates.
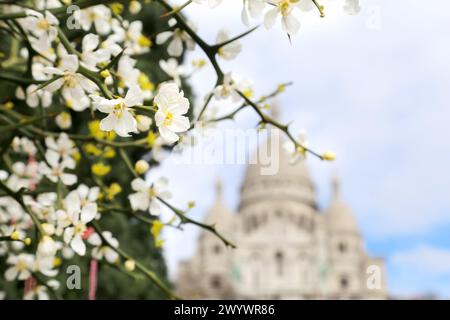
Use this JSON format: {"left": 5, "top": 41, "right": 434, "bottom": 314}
{"left": 208, "top": 0, "right": 360, "bottom": 36}
{"left": 0, "top": 0, "right": 354, "bottom": 299}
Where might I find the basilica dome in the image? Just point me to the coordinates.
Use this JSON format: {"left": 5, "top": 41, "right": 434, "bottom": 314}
{"left": 239, "top": 129, "right": 317, "bottom": 210}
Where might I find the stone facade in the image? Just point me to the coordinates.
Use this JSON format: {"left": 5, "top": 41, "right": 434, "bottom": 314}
{"left": 176, "top": 131, "right": 387, "bottom": 299}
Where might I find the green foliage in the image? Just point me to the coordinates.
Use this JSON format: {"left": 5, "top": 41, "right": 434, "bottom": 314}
{"left": 0, "top": 3, "right": 193, "bottom": 299}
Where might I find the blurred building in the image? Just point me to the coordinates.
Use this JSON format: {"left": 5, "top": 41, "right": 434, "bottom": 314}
{"left": 176, "top": 130, "right": 387, "bottom": 299}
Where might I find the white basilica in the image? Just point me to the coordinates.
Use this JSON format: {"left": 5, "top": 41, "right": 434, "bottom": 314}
{"left": 176, "top": 130, "right": 387, "bottom": 299}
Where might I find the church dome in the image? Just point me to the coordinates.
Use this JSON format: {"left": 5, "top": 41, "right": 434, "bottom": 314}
{"left": 239, "top": 129, "right": 317, "bottom": 210}
{"left": 243, "top": 136, "right": 311, "bottom": 181}
{"left": 325, "top": 177, "right": 359, "bottom": 233}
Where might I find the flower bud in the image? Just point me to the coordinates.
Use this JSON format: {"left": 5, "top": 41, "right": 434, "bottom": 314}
{"left": 138, "top": 35, "right": 152, "bottom": 48}
{"left": 111, "top": 3, "right": 124, "bottom": 15}
{"left": 129, "top": 0, "right": 142, "bottom": 14}
{"left": 136, "top": 115, "right": 152, "bottom": 132}
{"left": 135, "top": 160, "right": 150, "bottom": 175}
{"left": 53, "top": 257, "right": 62, "bottom": 267}
{"left": 92, "top": 162, "right": 111, "bottom": 176}
{"left": 322, "top": 151, "right": 336, "bottom": 161}
{"left": 106, "top": 182, "right": 122, "bottom": 200}
{"left": 124, "top": 259, "right": 135, "bottom": 272}
{"left": 55, "top": 112, "right": 72, "bottom": 129}
{"left": 38, "top": 235, "right": 57, "bottom": 257}
{"left": 24, "top": 238, "right": 32, "bottom": 246}
{"left": 41, "top": 223, "right": 55, "bottom": 236}
{"left": 10, "top": 230, "right": 20, "bottom": 240}
{"left": 3, "top": 101, "right": 14, "bottom": 109}
{"left": 100, "top": 69, "right": 111, "bottom": 78}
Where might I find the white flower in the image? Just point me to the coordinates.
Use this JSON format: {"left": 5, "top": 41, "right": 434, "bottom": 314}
{"left": 79, "top": 5, "right": 112, "bottom": 35}
{"left": 20, "top": 10, "right": 59, "bottom": 40}
{"left": 35, "top": 0, "right": 62, "bottom": 10}
{"left": 88, "top": 231, "right": 119, "bottom": 263}
{"left": 216, "top": 29, "right": 242, "bottom": 60}
{"left": 12, "top": 137, "right": 37, "bottom": 155}
{"left": 7, "top": 161, "right": 41, "bottom": 191}
{"left": 37, "top": 235, "right": 58, "bottom": 257}
{"left": 150, "top": 137, "right": 168, "bottom": 163}
{"left": 28, "top": 34, "right": 55, "bottom": 60}
{"left": 62, "top": 190, "right": 97, "bottom": 256}
{"left": 32, "top": 58, "right": 54, "bottom": 81}
{"left": 45, "top": 133, "right": 77, "bottom": 160}
{"left": 128, "top": 177, "right": 171, "bottom": 215}
{"left": 107, "top": 55, "right": 140, "bottom": 89}
{"left": 16, "top": 85, "right": 52, "bottom": 108}
{"left": 235, "top": 77, "right": 254, "bottom": 99}
{"left": 34, "top": 255, "right": 58, "bottom": 277}
{"left": 241, "top": 0, "right": 266, "bottom": 26}
{"left": 39, "top": 150, "right": 77, "bottom": 185}
{"left": 80, "top": 34, "right": 111, "bottom": 71}
{"left": 5, "top": 253, "right": 34, "bottom": 281}
{"left": 108, "top": 19, "right": 151, "bottom": 55}
{"left": 91, "top": 86, "right": 143, "bottom": 137}
{"left": 283, "top": 130, "right": 309, "bottom": 164}
{"left": 264, "top": 0, "right": 314, "bottom": 36}
{"left": 154, "top": 82, "right": 190, "bottom": 143}
{"left": 75, "top": 184, "right": 100, "bottom": 207}
{"left": 156, "top": 18, "right": 196, "bottom": 57}
{"left": 344, "top": 0, "right": 360, "bottom": 15}
{"left": 159, "top": 58, "right": 185, "bottom": 86}
{"left": 53, "top": 210, "right": 72, "bottom": 237}
{"left": 213, "top": 73, "right": 241, "bottom": 102}
{"left": 24, "top": 285, "right": 49, "bottom": 300}
{"left": 44, "top": 54, "right": 97, "bottom": 111}
{"left": 26, "top": 193, "right": 57, "bottom": 221}
{"left": 0, "top": 199, "right": 27, "bottom": 225}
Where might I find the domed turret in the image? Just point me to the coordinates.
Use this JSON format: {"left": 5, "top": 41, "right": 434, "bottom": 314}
{"left": 325, "top": 177, "right": 359, "bottom": 233}
{"left": 203, "top": 178, "right": 233, "bottom": 231}
{"left": 239, "top": 129, "right": 316, "bottom": 210}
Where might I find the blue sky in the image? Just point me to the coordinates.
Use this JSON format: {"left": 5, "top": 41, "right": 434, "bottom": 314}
{"left": 149, "top": 0, "right": 450, "bottom": 298}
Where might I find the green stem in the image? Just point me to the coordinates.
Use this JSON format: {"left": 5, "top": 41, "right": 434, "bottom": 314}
{"left": 160, "top": 0, "right": 192, "bottom": 17}
{"left": 119, "top": 148, "right": 139, "bottom": 179}
{"left": 0, "top": 72, "right": 42, "bottom": 85}
{"left": 211, "top": 25, "right": 259, "bottom": 51}
{"left": 237, "top": 90, "right": 324, "bottom": 160}
{"left": 91, "top": 221, "right": 178, "bottom": 299}
{"left": 158, "top": 197, "right": 236, "bottom": 248}
{"left": 0, "top": 112, "right": 58, "bottom": 134}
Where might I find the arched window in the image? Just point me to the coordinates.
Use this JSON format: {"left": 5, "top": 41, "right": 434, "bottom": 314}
{"left": 213, "top": 244, "right": 221, "bottom": 254}
{"left": 211, "top": 275, "right": 221, "bottom": 289}
{"left": 340, "top": 275, "right": 349, "bottom": 289}
{"left": 338, "top": 242, "right": 347, "bottom": 253}
{"left": 275, "top": 251, "right": 284, "bottom": 276}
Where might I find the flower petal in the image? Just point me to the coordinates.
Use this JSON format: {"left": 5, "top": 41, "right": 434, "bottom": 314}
{"left": 71, "top": 235, "right": 86, "bottom": 256}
